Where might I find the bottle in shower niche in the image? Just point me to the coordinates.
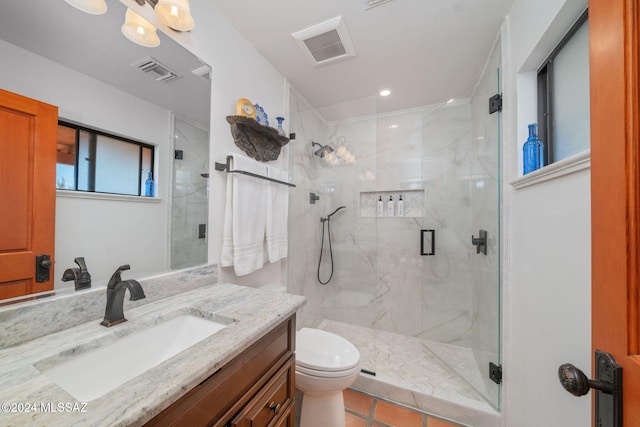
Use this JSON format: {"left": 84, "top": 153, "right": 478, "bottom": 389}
{"left": 523, "top": 123, "right": 544, "bottom": 174}
{"left": 387, "top": 195, "right": 394, "bottom": 216}
{"left": 377, "top": 195, "right": 384, "bottom": 216}
{"left": 397, "top": 195, "right": 404, "bottom": 216}
{"left": 145, "top": 171, "right": 154, "bottom": 197}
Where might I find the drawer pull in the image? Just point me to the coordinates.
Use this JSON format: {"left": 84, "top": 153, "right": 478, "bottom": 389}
{"left": 268, "top": 402, "right": 282, "bottom": 414}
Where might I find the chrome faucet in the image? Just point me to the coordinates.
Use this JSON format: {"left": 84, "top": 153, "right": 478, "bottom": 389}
{"left": 100, "top": 265, "right": 146, "bottom": 327}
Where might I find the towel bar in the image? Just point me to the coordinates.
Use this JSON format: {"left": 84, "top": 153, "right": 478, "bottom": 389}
{"left": 215, "top": 156, "right": 296, "bottom": 187}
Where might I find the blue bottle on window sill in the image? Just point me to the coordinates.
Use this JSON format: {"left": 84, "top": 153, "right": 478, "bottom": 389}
{"left": 523, "top": 123, "right": 544, "bottom": 175}
{"left": 145, "top": 171, "right": 154, "bottom": 197}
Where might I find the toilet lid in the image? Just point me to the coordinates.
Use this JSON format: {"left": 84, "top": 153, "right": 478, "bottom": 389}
{"left": 296, "top": 328, "right": 360, "bottom": 372}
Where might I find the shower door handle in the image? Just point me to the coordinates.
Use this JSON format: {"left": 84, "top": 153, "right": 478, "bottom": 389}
{"left": 558, "top": 350, "right": 622, "bottom": 427}
{"left": 420, "top": 229, "right": 435, "bottom": 256}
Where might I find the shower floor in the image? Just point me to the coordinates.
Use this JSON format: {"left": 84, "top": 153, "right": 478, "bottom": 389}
{"left": 317, "top": 319, "right": 501, "bottom": 427}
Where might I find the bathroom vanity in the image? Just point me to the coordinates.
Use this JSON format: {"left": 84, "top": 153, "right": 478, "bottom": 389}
{"left": 0, "top": 269, "right": 305, "bottom": 427}
{"left": 147, "top": 315, "right": 295, "bottom": 426}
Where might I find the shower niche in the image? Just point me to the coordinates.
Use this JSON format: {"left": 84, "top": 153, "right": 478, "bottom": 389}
{"left": 358, "top": 189, "right": 424, "bottom": 217}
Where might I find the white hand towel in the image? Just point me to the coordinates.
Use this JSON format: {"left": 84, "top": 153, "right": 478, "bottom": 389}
{"left": 220, "top": 153, "right": 268, "bottom": 276}
{"left": 266, "top": 165, "right": 289, "bottom": 263}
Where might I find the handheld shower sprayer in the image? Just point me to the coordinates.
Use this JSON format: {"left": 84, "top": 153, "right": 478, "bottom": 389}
{"left": 318, "top": 206, "right": 346, "bottom": 285}
{"left": 327, "top": 206, "right": 346, "bottom": 218}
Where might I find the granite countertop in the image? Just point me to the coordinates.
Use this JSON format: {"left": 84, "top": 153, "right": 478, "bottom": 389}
{"left": 0, "top": 283, "right": 305, "bottom": 426}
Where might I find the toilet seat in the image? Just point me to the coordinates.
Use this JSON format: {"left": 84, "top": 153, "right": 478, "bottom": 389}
{"left": 296, "top": 328, "right": 361, "bottom": 374}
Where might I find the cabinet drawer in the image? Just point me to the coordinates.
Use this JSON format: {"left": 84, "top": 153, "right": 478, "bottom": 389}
{"left": 231, "top": 356, "right": 294, "bottom": 427}
{"left": 146, "top": 316, "right": 295, "bottom": 427}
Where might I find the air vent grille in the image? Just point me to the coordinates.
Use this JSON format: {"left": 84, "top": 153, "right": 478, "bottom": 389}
{"left": 365, "top": 0, "right": 394, "bottom": 9}
{"left": 132, "top": 57, "right": 181, "bottom": 84}
{"left": 292, "top": 16, "right": 356, "bottom": 67}
{"left": 303, "top": 30, "right": 347, "bottom": 63}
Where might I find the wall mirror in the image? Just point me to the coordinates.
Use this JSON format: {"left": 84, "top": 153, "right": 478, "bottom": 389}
{"left": 0, "top": 0, "right": 211, "bottom": 300}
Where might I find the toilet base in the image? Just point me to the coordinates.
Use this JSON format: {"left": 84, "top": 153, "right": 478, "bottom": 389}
{"left": 299, "top": 390, "right": 345, "bottom": 427}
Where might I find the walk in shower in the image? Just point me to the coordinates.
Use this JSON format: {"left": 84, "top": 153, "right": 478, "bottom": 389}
{"left": 287, "top": 41, "right": 502, "bottom": 424}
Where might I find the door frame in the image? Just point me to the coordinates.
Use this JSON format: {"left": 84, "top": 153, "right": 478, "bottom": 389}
{"left": 590, "top": 0, "right": 640, "bottom": 423}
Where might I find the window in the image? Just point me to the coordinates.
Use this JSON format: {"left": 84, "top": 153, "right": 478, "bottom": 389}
{"left": 537, "top": 9, "right": 589, "bottom": 165}
{"left": 56, "top": 122, "right": 155, "bottom": 196}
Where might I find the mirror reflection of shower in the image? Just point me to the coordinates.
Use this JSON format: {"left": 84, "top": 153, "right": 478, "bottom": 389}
{"left": 317, "top": 206, "right": 346, "bottom": 285}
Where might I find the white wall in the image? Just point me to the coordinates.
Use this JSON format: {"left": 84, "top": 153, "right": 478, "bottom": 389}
{"left": 503, "top": 0, "right": 590, "bottom": 426}
{"left": 128, "top": 0, "right": 289, "bottom": 287}
{"left": 0, "top": 38, "right": 171, "bottom": 289}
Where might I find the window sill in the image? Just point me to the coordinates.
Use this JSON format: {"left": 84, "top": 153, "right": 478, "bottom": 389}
{"left": 510, "top": 149, "right": 590, "bottom": 190}
{"left": 56, "top": 190, "right": 161, "bottom": 203}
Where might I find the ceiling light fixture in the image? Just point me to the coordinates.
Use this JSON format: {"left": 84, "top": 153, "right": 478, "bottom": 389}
{"left": 123, "top": 0, "right": 194, "bottom": 48}
{"left": 63, "top": 0, "right": 107, "bottom": 15}
{"left": 379, "top": 89, "right": 391, "bottom": 97}
{"left": 145, "top": 0, "right": 195, "bottom": 32}
{"left": 121, "top": 9, "right": 161, "bottom": 48}
{"left": 63, "top": 0, "right": 195, "bottom": 48}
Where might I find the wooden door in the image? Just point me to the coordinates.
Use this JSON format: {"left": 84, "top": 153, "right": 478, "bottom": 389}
{"left": 590, "top": 0, "right": 640, "bottom": 423}
{"left": 0, "top": 89, "right": 57, "bottom": 300}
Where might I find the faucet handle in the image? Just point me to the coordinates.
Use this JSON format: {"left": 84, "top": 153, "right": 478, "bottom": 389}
{"left": 74, "top": 257, "right": 88, "bottom": 271}
{"left": 107, "top": 264, "right": 132, "bottom": 289}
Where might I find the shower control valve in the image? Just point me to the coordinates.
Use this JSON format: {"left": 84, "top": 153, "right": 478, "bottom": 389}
{"left": 471, "top": 229, "right": 488, "bottom": 255}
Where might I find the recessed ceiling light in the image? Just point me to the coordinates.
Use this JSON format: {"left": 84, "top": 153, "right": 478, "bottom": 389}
{"left": 389, "top": 124, "right": 398, "bottom": 129}
{"left": 446, "top": 98, "right": 455, "bottom": 104}
{"left": 379, "top": 89, "right": 391, "bottom": 97}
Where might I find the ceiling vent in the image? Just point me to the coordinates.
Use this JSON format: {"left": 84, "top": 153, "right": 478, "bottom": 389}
{"left": 132, "top": 57, "right": 181, "bottom": 84}
{"left": 292, "top": 16, "right": 356, "bottom": 67}
{"left": 364, "top": 0, "right": 394, "bottom": 9}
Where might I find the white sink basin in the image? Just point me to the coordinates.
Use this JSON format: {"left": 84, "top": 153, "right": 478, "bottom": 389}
{"left": 40, "top": 314, "right": 227, "bottom": 401}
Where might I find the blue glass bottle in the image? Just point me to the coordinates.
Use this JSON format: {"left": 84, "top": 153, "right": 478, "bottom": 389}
{"left": 275, "top": 116, "right": 286, "bottom": 137}
{"left": 523, "top": 123, "right": 543, "bottom": 174}
{"left": 145, "top": 171, "right": 154, "bottom": 197}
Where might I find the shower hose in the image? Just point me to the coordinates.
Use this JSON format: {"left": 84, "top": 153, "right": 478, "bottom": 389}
{"left": 317, "top": 216, "right": 334, "bottom": 285}
{"left": 317, "top": 206, "right": 345, "bottom": 285}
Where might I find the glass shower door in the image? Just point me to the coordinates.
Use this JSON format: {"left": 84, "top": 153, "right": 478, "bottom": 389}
{"left": 170, "top": 117, "right": 209, "bottom": 269}
{"left": 468, "top": 41, "right": 502, "bottom": 409}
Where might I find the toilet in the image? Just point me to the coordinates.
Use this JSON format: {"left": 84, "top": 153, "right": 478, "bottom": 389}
{"left": 295, "top": 327, "right": 362, "bottom": 427}
{"left": 257, "top": 283, "right": 361, "bottom": 426}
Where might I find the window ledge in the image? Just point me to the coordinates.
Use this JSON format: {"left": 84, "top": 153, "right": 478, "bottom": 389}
{"left": 56, "top": 190, "right": 161, "bottom": 203}
{"left": 510, "top": 149, "right": 590, "bottom": 190}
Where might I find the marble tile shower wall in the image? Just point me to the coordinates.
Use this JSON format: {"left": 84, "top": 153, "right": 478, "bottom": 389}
{"left": 288, "top": 88, "right": 479, "bottom": 346}
{"left": 287, "top": 90, "right": 331, "bottom": 327}
{"left": 376, "top": 104, "right": 475, "bottom": 343}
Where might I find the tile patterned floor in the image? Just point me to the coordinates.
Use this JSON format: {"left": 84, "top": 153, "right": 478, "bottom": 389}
{"left": 317, "top": 320, "right": 501, "bottom": 426}
{"left": 318, "top": 320, "right": 494, "bottom": 409}
{"left": 344, "top": 388, "right": 465, "bottom": 427}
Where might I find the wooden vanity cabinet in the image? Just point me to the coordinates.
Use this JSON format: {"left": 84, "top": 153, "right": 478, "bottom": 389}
{"left": 146, "top": 315, "right": 296, "bottom": 427}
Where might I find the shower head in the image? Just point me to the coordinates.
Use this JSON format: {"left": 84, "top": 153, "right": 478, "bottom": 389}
{"left": 327, "top": 206, "right": 346, "bottom": 218}
{"left": 312, "top": 141, "right": 334, "bottom": 158}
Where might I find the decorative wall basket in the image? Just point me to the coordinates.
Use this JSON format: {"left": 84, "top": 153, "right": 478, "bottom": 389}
{"left": 226, "top": 115, "right": 289, "bottom": 162}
